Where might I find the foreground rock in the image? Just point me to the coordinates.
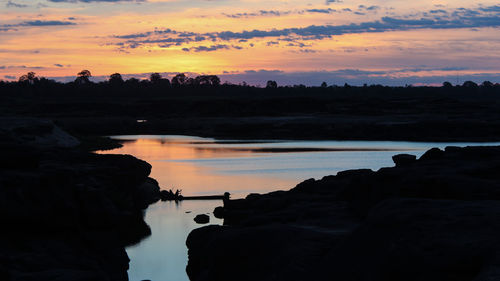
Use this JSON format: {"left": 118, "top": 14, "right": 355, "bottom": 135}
{"left": 187, "top": 146, "right": 500, "bottom": 281}
{"left": 0, "top": 118, "right": 160, "bottom": 281}
{"left": 194, "top": 214, "right": 210, "bottom": 224}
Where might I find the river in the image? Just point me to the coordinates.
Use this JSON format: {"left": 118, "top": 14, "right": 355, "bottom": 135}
{"left": 98, "top": 135, "right": 500, "bottom": 281}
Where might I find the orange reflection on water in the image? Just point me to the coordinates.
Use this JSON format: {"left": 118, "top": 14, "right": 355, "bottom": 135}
{"left": 98, "top": 138, "right": 297, "bottom": 198}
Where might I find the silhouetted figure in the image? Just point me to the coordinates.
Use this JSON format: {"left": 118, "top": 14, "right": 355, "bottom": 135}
{"left": 223, "top": 192, "right": 230, "bottom": 206}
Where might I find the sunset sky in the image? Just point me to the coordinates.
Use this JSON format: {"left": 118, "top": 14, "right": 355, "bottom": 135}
{"left": 1, "top": 0, "right": 500, "bottom": 85}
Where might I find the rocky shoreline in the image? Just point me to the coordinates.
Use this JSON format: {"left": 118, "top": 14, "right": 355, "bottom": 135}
{"left": 187, "top": 146, "right": 500, "bottom": 281}
{"left": 0, "top": 118, "right": 160, "bottom": 281}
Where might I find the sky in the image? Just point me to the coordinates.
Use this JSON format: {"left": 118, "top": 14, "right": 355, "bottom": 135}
{"left": 1, "top": 0, "right": 500, "bottom": 86}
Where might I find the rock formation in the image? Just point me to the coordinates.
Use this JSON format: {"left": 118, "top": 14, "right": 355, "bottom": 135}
{"left": 187, "top": 146, "right": 500, "bottom": 281}
{"left": 0, "top": 118, "right": 160, "bottom": 281}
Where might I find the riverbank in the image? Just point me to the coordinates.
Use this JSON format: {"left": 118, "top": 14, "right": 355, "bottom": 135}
{"left": 0, "top": 118, "right": 160, "bottom": 280}
{"left": 187, "top": 145, "right": 500, "bottom": 281}
{"left": 2, "top": 86, "right": 500, "bottom": 142}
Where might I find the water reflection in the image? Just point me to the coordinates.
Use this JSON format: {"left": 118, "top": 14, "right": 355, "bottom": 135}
{"left": 126, "top": 200, "right": 223, "bottom": 281}
{"left": 103, "top": 136, "right": 428, "bottom": 198}
{"left": 97, "top": 136, "right": 500, "bottom": 281}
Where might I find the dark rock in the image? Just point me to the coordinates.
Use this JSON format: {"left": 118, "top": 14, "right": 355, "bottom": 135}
{"left": 187, "top": 146, "right": 500, "bottom": 281}
{"left": 187, "top": 224, "right": 334, "bottom": 281}
{"left": 444, "top": 145, "right": 461, "bottom": 152}
{"left": 319, "top": 198, "right": 500, "bottom": 281}
{"left": 194, "top": 214, "right": 210, "bottom": 224}
{"left": 245, "top": 193, "right": 261, "bottom": 200}
{"left": 213, "top": 206, "right": 224, "bottom": 219}
{"left": 159, "top": 189, "right": 183, "bottom": 201}
{"left": 160, "top": 190, "right": 170, "bottom": 201}
{"left": 336, "top": 169, "right": 373, "bottom": 178}
{"left": 419, "top": 147, "right": 444, "bottom": 160}
{"left": 392, "top": 153, "right": 416, "bottom": 166}
{"left": 135, "top": 177, "right": 161, "bottom": 209}
{"left": 0, "top": 117, "right": 80, "bottom": 148}
{"left": 0, "top": 118, "right": 158, "bottom": 281}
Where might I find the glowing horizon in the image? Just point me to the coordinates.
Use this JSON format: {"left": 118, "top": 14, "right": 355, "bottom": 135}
{"left": 1, "top": 0, "right": 500, "bottom": 85}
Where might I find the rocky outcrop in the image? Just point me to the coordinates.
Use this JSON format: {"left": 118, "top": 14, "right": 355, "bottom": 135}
{"left": 187, "top": 146, "right": 500, "bottom": 281}
{"left": 391, "top": 153, "right": 416, "bottom": 166}
{"left": 0, "top": 118, "right": 160, "bottom": 281}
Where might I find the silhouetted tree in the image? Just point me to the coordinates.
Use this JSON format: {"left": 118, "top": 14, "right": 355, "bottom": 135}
{"left": 209, "top": 75, "right": 220, "bottom": 86}
{"left": 266, "top": 80, "right": 277, "bottom": 88}
{"left": 443, "top": 81, "right": 453, "bottom": 88}
{"left": 75, "top": 70, "right": 92, "bottom": 84}
{"left": 321, "top": 82, "right": 327, "bottom": 88}
{"left": 183, "top": 77, "right": 196, "bottom": 86}
{"left": 109, "top": 73, "right": 124, "bottom": 84}
{"left": 36, "top": 77, "right": 47, "bottom": 83}
{"left": 172, "top": 73, "right": 187, "bottom": 86}
{"left": 148, "top": 73, "right": 171, "bottom": 87}
{"left": 124, "top": 77, "right": 140, "bottom": 86}
{"left": 462, "top": 81, "right": 478, "bottom": 88}
{"left": 18, "top": 72, "right": 38, "bottom": 85}
{"left": 481, "top": 81, "right": 494, "bottom": 88}
{"left": 194, "top": 75, "right": 221, "bottom": 86}
{"left": 150, "top": 72, "right": 162, "bottom": 83}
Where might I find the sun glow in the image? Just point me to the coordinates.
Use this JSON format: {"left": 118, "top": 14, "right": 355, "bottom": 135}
{"left": 1, "top": 0, "right": 500, "bottom": 84}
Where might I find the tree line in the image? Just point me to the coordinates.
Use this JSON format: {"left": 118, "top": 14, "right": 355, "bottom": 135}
{"left": 4, "top": 69, "right": 500, "bottom": 92}
{"left": 16, "top": 70, "right": 223, "bottom": 87}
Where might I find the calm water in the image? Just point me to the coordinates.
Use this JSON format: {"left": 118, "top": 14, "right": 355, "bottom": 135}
{"left": 98, "top": 136, "right": 500, "bottom": 281}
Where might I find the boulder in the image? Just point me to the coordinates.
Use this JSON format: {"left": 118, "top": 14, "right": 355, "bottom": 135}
{"left": 194, "top": 214, "right": 210, "bottom": 224}
{"left": 213, "top": 206, "right": 224, "bottom": 219}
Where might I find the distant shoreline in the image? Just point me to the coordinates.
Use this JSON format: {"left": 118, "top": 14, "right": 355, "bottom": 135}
{"left": 2, "top": 81, "right": 500, "bottom": 143}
